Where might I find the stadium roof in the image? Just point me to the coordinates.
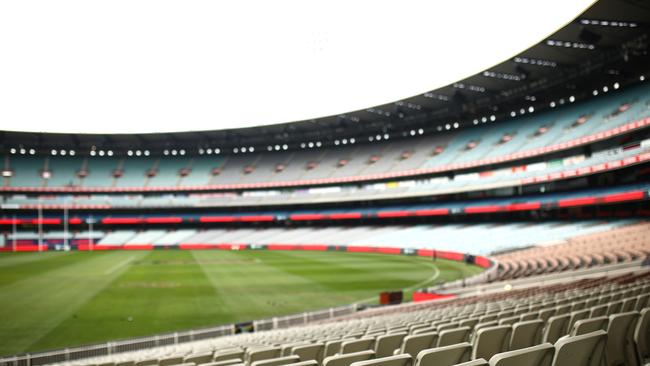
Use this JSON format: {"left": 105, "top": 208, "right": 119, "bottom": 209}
{"left": 0, "top": 0, "right": 649, "bottom": 153}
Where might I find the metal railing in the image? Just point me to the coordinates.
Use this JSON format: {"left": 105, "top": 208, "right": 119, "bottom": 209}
{"left": 0, "top": 304, "right": 359, "bottom": 366}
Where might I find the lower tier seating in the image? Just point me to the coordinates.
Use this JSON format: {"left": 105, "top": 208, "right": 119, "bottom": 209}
{"left": 39, "top": 269, "right": 650, "bottom": 366}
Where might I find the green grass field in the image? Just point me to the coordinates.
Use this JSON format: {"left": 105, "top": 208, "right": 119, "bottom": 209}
{"left": 0, "top": 249, "right": 483, "bottom": 356}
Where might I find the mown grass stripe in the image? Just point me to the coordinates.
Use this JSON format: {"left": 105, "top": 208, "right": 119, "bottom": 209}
{"left": 0, "top": 251, "right": 145, "bottom": 356}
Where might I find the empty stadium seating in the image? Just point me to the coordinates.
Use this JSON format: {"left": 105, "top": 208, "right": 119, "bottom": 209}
{"left": 3, "top": 83, "right": 649, "bottom": 191}
{"left": 20, "top": 268, "right": 648, "bottom": 366}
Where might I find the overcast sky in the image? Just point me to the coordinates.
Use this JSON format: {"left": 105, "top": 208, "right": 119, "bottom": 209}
{"left": 0, "top": 0, "right": 595, "bottom": 134}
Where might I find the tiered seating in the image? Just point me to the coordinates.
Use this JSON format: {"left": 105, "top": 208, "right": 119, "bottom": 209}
{"left": 43, "top": 271, "right": 650, "bottom": 366}
{"left": 4, "top": 83, "right": 650, "bottom": 190}
{"left": 176, "top": 221, "right": 629, "bottom": 256}
{"left": 495, "top": 222, "right": 650, "bottom": 280}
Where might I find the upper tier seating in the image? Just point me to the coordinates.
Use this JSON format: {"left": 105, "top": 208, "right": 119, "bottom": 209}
{"left": 4, "top": 84, "right": 650, "bottom": 190}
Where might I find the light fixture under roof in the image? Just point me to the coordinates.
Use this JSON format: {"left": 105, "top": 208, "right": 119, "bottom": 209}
{"left": 580, "top": 19, "right": 637, "bottom": 28}
{"left": 546, "top": 39, "right": 595, "bottom": 50}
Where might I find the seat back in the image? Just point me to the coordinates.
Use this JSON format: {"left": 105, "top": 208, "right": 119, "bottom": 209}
{"left": 634, "top": 308, "right": 650, "bottom": 360}
{"left": 342, "top": 339, "right": 376, "bottom": 354}
{"left": 542, "top": 314, "right": 569, "bottom": 344}
{"left": 349, "top": 354, "right": 412, "bottom": 366}
{"left": 437, "top": 327, "right": 471, "bottom": 347}
{"left": 323, "top": 350, "right": 375, "bottom": 366}
{"left": 214, "top": 350, "right": 246, "bottom": 362}
{"left": 552, "top": 330, "right": 607, "bottom": 366}
{"left": 590, "top": 305, "right": 608, "bottom": 318}
{"left": 414, "top": 342, "right": 471, "bottom": 366}
{"left": 251, "top": 355, "right": 300, "bottom": 366}
{"left": 400, "top": 332, "right": 438, "bottom": 359}
{"left": 159, "top": 357, "right": 184, "bottom": 366}
{"left": 510, "top": 320, "right": 544, "bottom": 350}
{"left": 325, "top": 340, "right": 345, "bottom": 359}
{"left": 472, "top": 326, "right": 512, "bottom": 361}
{"left": 375, "top": 333, "right": 407, "bottom": 358}
{"left": 487, "top": 343, "right": 554, "bottom": 366}
{"left": 571, "top": 317, "right": 608, "bottom": 336}
{"left": 606, "top": 301, "right": 623, "bottom": 317}
{"left": 184, "top": 352, "right": 213, "bottom": 365}
{"left": 606, "top": 311, "right": 640, "bottom": 366}
{"left": 247, "top": 347, "right": 282, "bottom": 365}
{"left": 286, "top": 361, "right": 317, "bottom": 366}
{"left": 204, "top": 360, "right": 243, "bottom": 366}
{"left": 567, "top": 310, "right": 590, "bottom": 332}
{"left": 635, "top": 295, "right": 649, "bottom": 311}
{"left": 453, "top": 360, "right": 488, "bottom": 366}
{"left": 291, "top": 343, "right": 324, "bottom": 363}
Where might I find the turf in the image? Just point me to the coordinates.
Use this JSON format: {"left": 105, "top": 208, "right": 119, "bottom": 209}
{"left": 0, "top": 249, "right": 483, "bottom": 356}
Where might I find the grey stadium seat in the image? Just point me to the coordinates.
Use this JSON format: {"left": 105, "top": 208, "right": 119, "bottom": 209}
{"left": 375, "top": 333, "right": 407, "bottom": 358}
{"left": 571, "top": 317, "right": 609, "bottom": 337}
{"left": 552, "top": 330, "right": 607, "bottom": 366}
{"left": 397, "top": 332, "right": 438, "bottom": 359}
{"left": 487, "top": 343, "right": 554, "bottom": 366}
{"left": 342, "top": 338, "right": 376, "bottom": 354}
{"left": 204, "top": 361, "right": 244, "bottom": 366}
{"left": 605, "top": 311, "right": 640, "bottom": 366}
{"left": 323, "top": 350, "right": 375, "bottom": 366}
{"left": 251, "top": 355, "right": 300, "bottom": 366}
{"left": 291, "top": 343, "right": 324, "bottom": 363}
{"left": 214, "top": 350, "right": 246, "bottom": 362}
{"left": 472, "top": 325, "right": 512, "bottom": 361}
{"left": 247, "top": 347, "right": 282, "bottom": 365}
{"left": 635, "top": 308, "right": 650, "bottom": 361}
{"left": 452, "top": 360, "right": 488, "bottom": 366}
{"left": 437, "top": 327, "right": 471, "bottom": 347}
{"left": 350, "top": 354, "right": 412, "bottom": 366}
{"left": 414, "top": 342, "right": 471, "bottom": 366}
{"left": 542, "top": 314, "right": 569, "bottom": 344}
{"left": 185, "top": 352, "right": 214, "bottom": 365}
{"left": 509, "top": 320, "right": 544, "bottom": 350}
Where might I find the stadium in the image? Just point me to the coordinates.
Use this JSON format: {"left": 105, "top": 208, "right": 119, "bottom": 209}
{"left": 1, "top": 0, "right": 649, "bottom": 365}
